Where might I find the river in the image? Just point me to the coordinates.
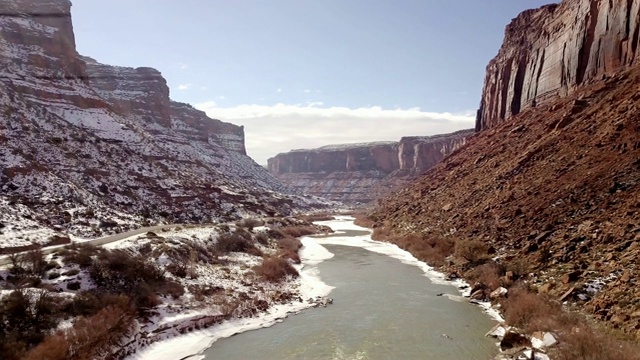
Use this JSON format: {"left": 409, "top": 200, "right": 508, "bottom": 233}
{"left": 203, "top": 217, "right": 499, "bottom": 360}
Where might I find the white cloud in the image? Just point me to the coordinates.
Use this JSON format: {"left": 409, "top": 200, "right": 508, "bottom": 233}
{"left": 194, "top": 102, "right": 475, "bottom": 165}
{"left": 178, "top": 63, "right": 189, "bottom": 70}
{"left": 303, "top": 89, "right": 311, "bottom": 93}
{"left": 177, "top": 83, "right": 192, "bottom": 91}
{"left": 276, "top": 88, "right": 282, "bottom": 93}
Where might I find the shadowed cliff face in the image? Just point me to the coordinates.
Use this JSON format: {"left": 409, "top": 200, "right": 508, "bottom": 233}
{"left": 477, "top": 0, "right": 640, "bottom": 131}
{"left": 268, "top": 130, "right": 473, "bottom": 204}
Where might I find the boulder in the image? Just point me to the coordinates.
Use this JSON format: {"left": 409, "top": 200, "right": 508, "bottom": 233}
{"left": 500, "top": 331, "right": 531, "bottom": 351}
{"left": 490, "top": 287, "right": 508, "bottom": 300}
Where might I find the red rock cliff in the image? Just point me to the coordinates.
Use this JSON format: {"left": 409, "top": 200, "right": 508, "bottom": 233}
{"left": 268, "top": 130, "right": 473, "bottom": 204}
{"left": 477, "top": 0, "right": 640, "bottom": 131}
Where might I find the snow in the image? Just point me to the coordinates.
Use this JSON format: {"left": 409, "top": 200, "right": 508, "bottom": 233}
{"left": 129, "top": 229, "right": 335, "bottom": 360}
{"left": 312, "top": 216, "right": 505, "bottom": 322}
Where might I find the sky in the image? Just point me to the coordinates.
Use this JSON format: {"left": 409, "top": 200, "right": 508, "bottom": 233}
{"left": 70, "top": 0, "right": 556, "bottom": 165}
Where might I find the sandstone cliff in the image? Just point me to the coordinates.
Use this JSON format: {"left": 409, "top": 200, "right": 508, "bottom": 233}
{"left": 268, "top": 130, "right": 473, "bottom": 204}
{"left": 477, "top": 0, "right": 640, "bottom": 131}
{"left": 0, "top": 0, "right": 328, "bottom": 249}
{"left": 371, "top": 0, "right": 640, "bottom": 340}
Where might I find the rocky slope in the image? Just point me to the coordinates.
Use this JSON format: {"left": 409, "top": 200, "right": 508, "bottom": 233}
{"left": 477, "top": 0, "right": 640, "bottom": 131}
{"left": 268, "top": 130, "right": 473, "bottom": 204}
{"left": 0, "top": 0, "right": 328, "bottom": 250}
{"left": 370, "top": 0, "right": 640, "bottom": 339}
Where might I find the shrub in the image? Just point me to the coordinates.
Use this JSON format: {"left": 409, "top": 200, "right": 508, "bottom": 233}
{"left": 62, "top": 244, "right": 101, "bottom": 268}
{"left": 24, "top": 304, "right": 134, "bottom": 360}
{"left": 454, "top": 239, "right": 490, "bottom": 264}
{"left": 236, "top": 218, "right": 263, "bottom": 231}
{"left": 162, "top": 281, "right": 185, "bottom": 299}
{"left": 215, "top": 230, "right": 261, "bottom": 256}
{"left": 47, "top": 272, "right": 61, "bottom": 280}
{"left": 254, "top": 232, "right": 269, "bottom": 245}
{"left": 552, "top": 327, "right": 640, "bottom": 360}
{"left": 392, "top": 233, "right": 454, "bottom": 267}
{"left": 167, "top": 262, "right": 188, "bottom": 278}
{"left": 61, "top": 269, "right": 79, "bottom": 277}
{"left": 66, "top": 281, "right": 81, "bottom": 291}
{"left": 501, "top": 287, "right": 563, "bottom": 332}
{"left": 467, "top": 262, "right": 503, "bottom": 290}
{"left": 254, "top": 256, "right": 298, "bottom": 282}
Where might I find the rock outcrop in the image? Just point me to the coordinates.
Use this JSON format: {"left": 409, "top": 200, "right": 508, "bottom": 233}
{"left": 268, "top": 130, "right": 473, "bottom": 204}
{"left": 477, "top": 0, "right": 640, "bottom": 131}
{"left": 0, "top": 0, "right": 328, "bottom": 248}
{"left": 372, "top": 0, "right": 640, "bottom": 338}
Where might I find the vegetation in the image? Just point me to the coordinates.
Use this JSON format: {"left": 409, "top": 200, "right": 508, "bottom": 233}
{"left": 254, "top": 256, "right": 299, "bottom": 283}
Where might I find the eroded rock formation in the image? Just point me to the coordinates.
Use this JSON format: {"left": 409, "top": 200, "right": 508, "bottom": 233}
{"left": 268, "top": 130, "right": 473, "bottom": 204}
{"left": 477, "top": 0, "right": 640, "bottom": 131}
{"left": 0, "top": 0, "right": 328, "bottom": 246}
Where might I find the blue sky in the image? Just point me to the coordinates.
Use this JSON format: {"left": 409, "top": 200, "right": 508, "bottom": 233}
{"left": 71, "top": 0, "right": 555, "bottom": 164}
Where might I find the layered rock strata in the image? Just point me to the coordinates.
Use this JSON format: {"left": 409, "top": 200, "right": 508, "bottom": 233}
{"left": 268, "top": 130, "right": 473, "bottom": 204}
{"left": 477, "top": 0, "right": 640, "bottom": 131}
{"left": 0, "top": 0, "right": 328, "bottom": 247}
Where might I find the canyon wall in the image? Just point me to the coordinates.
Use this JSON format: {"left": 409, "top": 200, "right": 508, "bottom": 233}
{"left": 477, "top": 0, "right": 640, "bottom": 131}
{"left": 268, "top": 130, "right": 473, "bottom": 204}
{"left": 0, "top": 0, "right": 329, "bottom": 244}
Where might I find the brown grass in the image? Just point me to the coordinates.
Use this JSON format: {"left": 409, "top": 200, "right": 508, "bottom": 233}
{"left": 501, "top": 287, "right": 565, "bottom": 332}
{"left": 454, "top": 238, "right": 490, "bottom": 264}
{"left": 254, "top": 256, "right": 299, "bottom": 282}
{"left": 551, "top": 328, "right": 640, "bottom": 360}
{"left": 467, "top": 262, "right": 503, "bottom": 290}
{"left": 391, "top": 233, "right": 455, "bottom": 267}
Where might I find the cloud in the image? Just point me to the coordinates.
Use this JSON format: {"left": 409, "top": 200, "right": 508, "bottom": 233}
{"left": 194, "top": 102, "right": 476, "bottom": 165}
{"left": 303, "top": 89, "right": 311, "bottom": 93}
{"left": 177, "top": 83, "right": 192, "bottom": 91}
{"left": 276, "top": 88, "right": 282, "bottom": 93}
{"left": 178, "top": 63, "right": 189, "bottom": 70}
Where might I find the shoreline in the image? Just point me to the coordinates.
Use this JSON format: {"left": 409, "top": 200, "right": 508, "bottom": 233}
{"left": 129, "top": 216, "right": 504, "bottom": 359}
{"left": 127, "top": 232, "right": 335, "bottom": 360}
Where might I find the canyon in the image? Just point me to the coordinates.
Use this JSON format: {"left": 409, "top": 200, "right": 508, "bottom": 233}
{"left": 268, "top": 130, "right": 473, "bottom": 204}
{"left": 0, "top": 0, "right": 329, "bottom": 249}
{"left": 371, "top": 0, "right": 640, "bottom": 346}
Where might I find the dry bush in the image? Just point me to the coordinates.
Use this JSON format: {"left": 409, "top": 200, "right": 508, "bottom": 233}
{"left": 467, "top": 262, "right": 503, "bottom": 290}
{"left": 352, "top": 213, "right": 375, "bottom": 228}
{"left": 24, "top": 304, "right": 135, "bottom": 360}
{"left": 277, "top": 237, "right": 302, "bottom": 263}
{"left": 297, "top": 213, "right": 335, "bottom": 222}
{"left": 551, "top": 327, "right": 640, "bottom": 360}
{"left": 501, "top": 287, "right": 564, "bottom": 332}
{"left": 454, "top": 238, "right": 490, "bottom": 264}
{"left": 61, "top": 244, "right": 101, "bottom": 268}
{"left": 162, "top": 281, "right": 185, "bottom": 299}
{"left": 254, "top": 232, "right": 269, "bottom": 245}
{"left": 393, "top": 233, "right": 455, "bottom": 267}
{"left": 277, "top": 226, "right": 317, "bottom": 238}
{"left": 371, "top": 226, "right": 392, "bottom": 240}
{"left": 166, "top": 262, "right": 188, "bottom": 278}
{"left": 215, "top": 230, "right": 262, "bottom": 256}
{"left": 0, "top": 289, "right": 60, "bottom": 358}
{"left": 236, "top": 218, "right": 264, "bottom": 231}
{"left": 254, "top": 256, "right": 299, "bottom": 282}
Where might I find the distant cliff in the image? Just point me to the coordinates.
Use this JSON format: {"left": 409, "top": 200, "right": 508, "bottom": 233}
{"left": 268, "top": 130, "right": 473, "bottom": 204}
{"left": 477, "top": 0, "right": 640, "bottom": 131}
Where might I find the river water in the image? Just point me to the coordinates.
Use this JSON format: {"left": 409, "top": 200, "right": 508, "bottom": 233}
{"left": 203, "top": 218, "right": 499, "bottom": 360}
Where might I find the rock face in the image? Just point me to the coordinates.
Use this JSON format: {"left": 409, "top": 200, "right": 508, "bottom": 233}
{"left": 371, "top": 0, "right": 640, "bottom": 336}
{"left": 0, "top": 0, "right": 328, "bottom": 247}
{"left": 268, "top": 130, "right": 473, "bottom": 204}
{"left": 477, "top": 0, "right": 640, "bottom": 131}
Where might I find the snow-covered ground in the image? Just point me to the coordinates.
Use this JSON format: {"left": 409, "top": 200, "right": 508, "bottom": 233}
{"left": 130, "top": 215, "right": 505, "bottom": 360}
